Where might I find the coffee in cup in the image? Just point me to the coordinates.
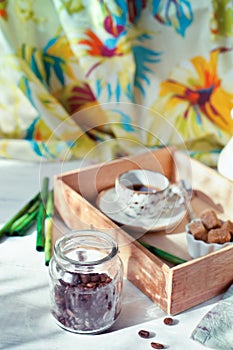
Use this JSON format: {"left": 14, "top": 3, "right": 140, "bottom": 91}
{"left": 115, "top": 169, "right": 170, "bottom": 218}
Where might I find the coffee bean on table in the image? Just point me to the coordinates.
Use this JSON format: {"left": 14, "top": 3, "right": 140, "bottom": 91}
{"left": 138, "top": 329, "right": 150, "bottom": 338}
{"left": 163, "top": 317, "right": 174, "bottom": 325}
{"left": 150, "top": 342, "right": 165, "bottom": 349}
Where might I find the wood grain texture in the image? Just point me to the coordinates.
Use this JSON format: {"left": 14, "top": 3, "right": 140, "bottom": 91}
{"left": 170, "top": 246, "right": 233, "bottom": 314}
{"left": 191, "top": 158, "right": 233, "bottom": 219}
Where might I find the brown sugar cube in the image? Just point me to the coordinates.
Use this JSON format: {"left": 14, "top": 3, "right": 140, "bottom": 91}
{"left": 208, "top": 228, "right": 231, "bottom": 244}
{"left": 200, "top": 209, "right": 222, "bottom": 230}
{"left": 189, "top": 221, "right": 208, "bottom": 242}
{"left": 222, "top": 220, "right": 233, "bottom": 237}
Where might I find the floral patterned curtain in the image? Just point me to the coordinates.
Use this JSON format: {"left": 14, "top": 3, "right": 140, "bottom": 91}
{"left": 0, "top": 0, "right": 233, "bottom": 166}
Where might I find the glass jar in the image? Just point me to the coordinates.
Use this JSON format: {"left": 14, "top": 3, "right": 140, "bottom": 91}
{"left": 48, "top": 230, "right": 124, "bottom": 334}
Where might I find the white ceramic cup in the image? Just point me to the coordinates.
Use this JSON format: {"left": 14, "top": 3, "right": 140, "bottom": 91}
{"left": 115, "top": 169, "right": 170, "bottom": 218}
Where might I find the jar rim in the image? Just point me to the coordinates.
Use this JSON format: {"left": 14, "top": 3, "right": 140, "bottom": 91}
{"left": 54, "top": 230, "right": 118, "bottom": 267}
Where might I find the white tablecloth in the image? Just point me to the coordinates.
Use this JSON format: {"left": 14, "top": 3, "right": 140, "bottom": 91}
{"left": 0, "top": 159, "right": 220, "bottom": 350}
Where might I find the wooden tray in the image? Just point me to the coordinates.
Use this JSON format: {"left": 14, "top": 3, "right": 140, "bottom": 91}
{"left": 53, "top": 147, "right": 233, "bottom": 315}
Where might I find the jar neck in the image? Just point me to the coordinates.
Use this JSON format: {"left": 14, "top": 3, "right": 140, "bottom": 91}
{"left": 54, "top": 230, "right": 118, "bottom": 273}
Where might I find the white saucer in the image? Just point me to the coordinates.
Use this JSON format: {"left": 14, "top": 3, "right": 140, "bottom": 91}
{"left": 96, "top": 186, "right": 186, "bottom": 233}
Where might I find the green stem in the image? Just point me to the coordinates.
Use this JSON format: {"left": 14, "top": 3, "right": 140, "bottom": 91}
{"left": 0, "top": 192, "right": 40, "bottom": 238}
{"left": 9, "top": 201, "right": 39, "bottom": 234}
{"left": 36, "top": 177, "right": 49, "bottom": 252}
{"left": 44, "top": 190, "right": 54, "bottom": 266}
{"left": 9, "top": 208, "right": 39, "bottom": 236}
{"left": 138, "top": 240, "right": 187, "bottom": 265}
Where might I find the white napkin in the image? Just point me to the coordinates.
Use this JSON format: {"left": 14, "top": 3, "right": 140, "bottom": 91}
{"left": 191, "top": 284, "right": 233, "bottom": 349}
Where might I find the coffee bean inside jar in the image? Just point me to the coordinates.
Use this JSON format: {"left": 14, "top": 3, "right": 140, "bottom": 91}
{"left": 49, "top": 230, "right": 124, "bottom": 334}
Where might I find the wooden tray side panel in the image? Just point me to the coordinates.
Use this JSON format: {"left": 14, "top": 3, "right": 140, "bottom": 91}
{"left": 191, "top": 159, "right": 233, "bottom": 218}
{"left": 54, "top": 179, "right": 113, "bottom": 231}
{"left": 126, "top": 243, "right": 172, "bottom": 313}
{"left": 170, "top": 247, "right": 233, "bottom": 314}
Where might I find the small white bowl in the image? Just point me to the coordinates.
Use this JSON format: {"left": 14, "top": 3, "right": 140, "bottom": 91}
{"left": 185, "top": 219, "right": 233, "bottom": 258}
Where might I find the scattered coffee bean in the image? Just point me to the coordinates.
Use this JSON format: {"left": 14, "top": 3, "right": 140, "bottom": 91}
{"left": 150, "top": 342, "right": 164, "bottom": 349}
{"left": 138, "top": 329, "right": 150, "bottom": 338}
{"left": 163, "top": 317, "right": 174, "bottom": 325}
